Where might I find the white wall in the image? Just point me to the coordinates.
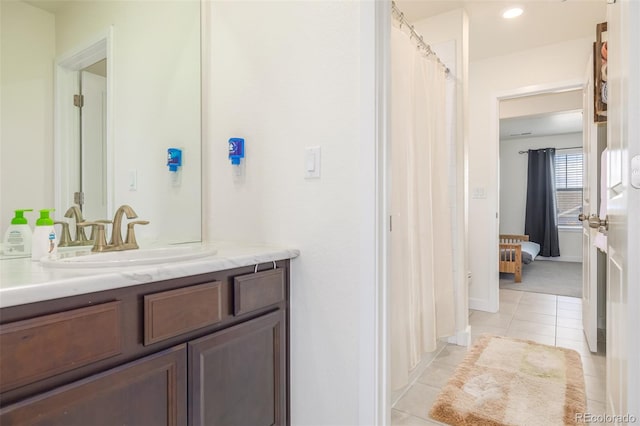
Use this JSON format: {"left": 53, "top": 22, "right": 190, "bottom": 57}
{"left": 0, "top": 1, "right": 55, "bottom": 231}
{"left": 204, "top": 2, "right": 377, "bottom": 425}
{"left": 499, "top": 132, "right": 583, "bottom": 262}
{"left": 500, "top": 90, "right": 583, "bottom": 119}
{"left": 469, "top": 36, "right": 593, "bottom": 311}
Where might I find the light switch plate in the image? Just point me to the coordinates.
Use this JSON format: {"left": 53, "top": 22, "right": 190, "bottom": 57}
{"left": 304, "top": 146, "right": 321, "bottom": 179}
{"left": 472, "top": 187, "right": 486, "bottom": 199}
{"left": 129, "top": 169, "right": 137, "bottom": 191}
{"left": 632, "top": 155, "right": 640, "bottom": 189}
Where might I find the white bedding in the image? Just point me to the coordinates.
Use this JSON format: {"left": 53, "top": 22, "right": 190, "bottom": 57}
{"left": 520, "top": 241, "right": 541, "bottom": 264}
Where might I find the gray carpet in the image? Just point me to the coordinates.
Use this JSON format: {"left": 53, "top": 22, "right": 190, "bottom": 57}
{"left": 499, "top": 260, "right": 582, "bottom": 298}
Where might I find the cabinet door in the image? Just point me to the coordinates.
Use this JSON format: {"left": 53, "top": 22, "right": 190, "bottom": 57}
{"left": 0, "top": 344, "right": 186, "bottom": 426}
{"left": 189, "top": 310, "right": 286, "bottom": 426}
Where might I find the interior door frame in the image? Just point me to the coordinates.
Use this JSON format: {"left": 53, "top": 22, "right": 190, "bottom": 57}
{"left": 363, "top": 1, "right": 390, "bottom": 424}
{"left": 54, "top": 28, "right": 114, "bottom": 217}
{"left": 605, "top": 0, "right": 640, "bottom": 417}
{"left": 490, "top": 79, "right": 583, "bottom": 312}
{"left": 581, "top": 55, "right": 600, "bottom": 353}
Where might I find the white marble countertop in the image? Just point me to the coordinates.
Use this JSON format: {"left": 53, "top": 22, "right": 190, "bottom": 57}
{"left": 0, "top": 242, "right": 300, "bottom": 309}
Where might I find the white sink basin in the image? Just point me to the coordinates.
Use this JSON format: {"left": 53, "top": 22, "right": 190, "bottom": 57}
{"left": 41, "top": 245, "right": 217, "bottom": 268}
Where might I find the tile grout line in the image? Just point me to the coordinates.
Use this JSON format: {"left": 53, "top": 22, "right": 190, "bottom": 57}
{"left": 555, "top": 296, "right": 558, "bottom": 346}
{"left": 390, "top": 342, "right": 449, "bottom": 408}
{"left": 504, "top": 293, "right": 520, "bottom": 333}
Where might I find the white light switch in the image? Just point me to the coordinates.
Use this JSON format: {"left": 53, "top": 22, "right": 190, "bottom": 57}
{"left": 305, "top": 146, "right": 321, "bottom": 179}
{"left": 632, "top": 155, "right": 640, "bottom": 189}
{"left": 472, "top": 187, "right": 486, "bottom": 199}
{"left": 129, "top": 169, "right": 137, "bottom": 191}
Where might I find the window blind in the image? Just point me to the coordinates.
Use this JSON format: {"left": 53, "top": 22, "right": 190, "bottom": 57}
{"left": 555, "top": 153, "right": 583, "bottom": 226}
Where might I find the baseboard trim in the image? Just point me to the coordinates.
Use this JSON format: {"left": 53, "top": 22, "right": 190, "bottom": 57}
{"left": 469, "top": 297, "right": 490, "bottom": 312}
{"left": 447, "top": 325, "right": 471, "bottom": 347}
{"left": 537, "top": 256, "right": 582, "bottom": 263}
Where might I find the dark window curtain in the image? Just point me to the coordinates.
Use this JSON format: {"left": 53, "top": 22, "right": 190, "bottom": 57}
{"left": 524, "top": 148, "right": 561, "bottom": 257}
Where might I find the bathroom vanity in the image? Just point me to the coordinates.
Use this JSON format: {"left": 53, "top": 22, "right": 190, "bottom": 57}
{"left": 0, "top": 244, "right": 298, "bottom": 426}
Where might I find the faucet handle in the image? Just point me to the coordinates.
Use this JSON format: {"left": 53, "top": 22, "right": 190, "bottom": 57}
{"left": 54, "top": 221, "right": 72, "bottom": 247}
{"left": 77, "top": 220, "right": 111, "bottom": 246}
{"left": 78, "top": 221, "right": 108, "bottom": 252}
{"left": 76, "top": 227, "right": 89, "bottom": 243}
{"left": 88, "top": 220, "right": 112, "bottom": 243}
{"left": 125, "top": 220, "right": 149, "bottom": 249}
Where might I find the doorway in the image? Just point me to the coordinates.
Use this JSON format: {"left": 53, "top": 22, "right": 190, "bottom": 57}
{"left": 498, "top": 90, "right": 584, "bottom": 299}
{"left": 78, "top": 60, "right": 107, "bottom": 220}
{"left": 492, "top": 83, "right": 608, "bottom": 349}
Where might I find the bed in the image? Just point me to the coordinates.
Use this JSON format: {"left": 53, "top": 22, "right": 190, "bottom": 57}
{"left": 499, "top": 234, "right": 541, "bottom": 283}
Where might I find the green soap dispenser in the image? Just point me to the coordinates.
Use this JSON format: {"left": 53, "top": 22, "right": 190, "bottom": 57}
{"left": 31, "top": 209, "right": 57, "bottom": 261}
{"left": 3, "top": 209, "right": 33, "bottom": 256}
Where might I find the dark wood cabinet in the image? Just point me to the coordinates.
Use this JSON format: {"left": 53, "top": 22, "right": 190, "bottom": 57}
{"left": 189, "top": 309, "right": 286, "bottom": 426}
{"left": 0, "top": 261, "right": 290, "bottom": 426}
{"left": 0, "top": 344, "right": 187, "bottom": 426}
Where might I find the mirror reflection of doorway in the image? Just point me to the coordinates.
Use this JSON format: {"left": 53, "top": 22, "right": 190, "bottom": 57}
{"left": 54, "top": 34, "right": 111, "bottom": 223}
{"left": 79, "top": 59, "right": 107, "bottom": 220}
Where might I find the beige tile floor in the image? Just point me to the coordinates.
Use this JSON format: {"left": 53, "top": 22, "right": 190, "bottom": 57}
{"left": 391, "top": 289, "right": 607, "bottom": 425}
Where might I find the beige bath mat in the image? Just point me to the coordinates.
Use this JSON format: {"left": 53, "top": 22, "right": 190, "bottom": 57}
{"left": 430, "top": 334, "right": 587, "bottom": 426}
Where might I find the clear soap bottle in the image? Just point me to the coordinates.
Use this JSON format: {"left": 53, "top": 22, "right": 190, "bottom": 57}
{"left": 31, "top": 209, "right": 57, "bottom": 261}
{"left": 3, "top": 209, "right": 33, "bottom": 256}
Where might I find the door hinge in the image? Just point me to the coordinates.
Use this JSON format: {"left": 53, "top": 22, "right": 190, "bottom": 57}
{"left": 389, "top": 215, "right": 393, "bottom": 232}
{"left": 74, "top": 191, "right": 84, "bottom": 205}
{"left": 73, "top": 94, "right": 84, "bottom": 108}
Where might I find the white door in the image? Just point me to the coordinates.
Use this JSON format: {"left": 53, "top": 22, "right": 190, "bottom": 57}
{"left": 80, "top": 70, "right": 107, "bottom": 220}
{"left": 581, "top": 60, "right": 598, "bottom": 353}
{"left": 606, "top": 0, "right": 640, "bottom": 420}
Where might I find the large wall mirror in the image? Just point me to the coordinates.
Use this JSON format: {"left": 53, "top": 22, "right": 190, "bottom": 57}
{"left": 1, "top": 0, "right": 201, "bottom": 248}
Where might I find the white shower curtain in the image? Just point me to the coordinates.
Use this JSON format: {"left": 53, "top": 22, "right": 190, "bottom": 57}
{"left": 390, "top": 25, "right": 455, "bottom": 391}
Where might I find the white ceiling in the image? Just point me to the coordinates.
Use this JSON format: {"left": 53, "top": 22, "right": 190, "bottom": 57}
{"left": 395, "top": 0, "right": 607, "bottom": 61}
{"left": 395, "top": 1, "right": 601, "bottom": 139}
{"left": 500, "top": 110, "right": 583, "bottom": 140}
{"left": 24, "top": 1, "right": 70, "bottom": 14}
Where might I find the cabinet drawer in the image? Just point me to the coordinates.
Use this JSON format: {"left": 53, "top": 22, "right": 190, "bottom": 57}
{"left": 0, "top": 301, "right": 122, "bottom": 393}
{"left": 144, "top": 281, "right": 222, "bottom": 345}
{"left": 234, "top": 268, "right": 285, "bottom": 316}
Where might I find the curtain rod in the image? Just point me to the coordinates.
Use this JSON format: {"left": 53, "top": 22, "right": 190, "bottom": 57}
{"left": 518, "top": 146, "right": 582, "bottom": 154}
{"left": 391, "top": 1, "right": 451, "bottom": 75}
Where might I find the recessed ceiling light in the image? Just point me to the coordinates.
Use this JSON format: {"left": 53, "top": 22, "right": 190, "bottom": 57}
{"left": 502, "top": 7, "right": 524, "bottom": 19}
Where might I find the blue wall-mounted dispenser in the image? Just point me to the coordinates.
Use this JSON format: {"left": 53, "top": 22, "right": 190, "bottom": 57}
{"left": 167, "top": 148, "right": 182, "bottom": 172}
{"left": 228, "top": 138, "right": 245, "bottom": 165}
